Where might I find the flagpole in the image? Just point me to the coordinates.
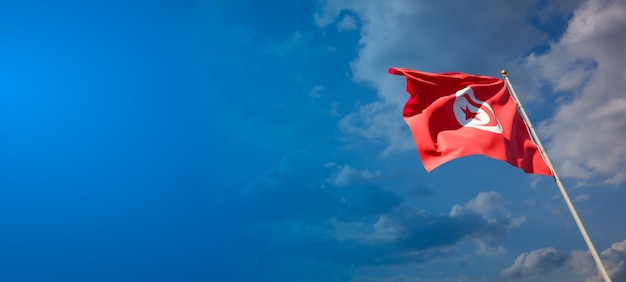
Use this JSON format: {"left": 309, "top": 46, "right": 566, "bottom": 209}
{"left": 501, "top": 70, "right": 611, "bottom": 282}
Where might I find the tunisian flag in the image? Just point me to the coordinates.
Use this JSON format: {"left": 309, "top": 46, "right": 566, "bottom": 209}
{"left": 389, "top": 67, "right": 552, "bottom": 176}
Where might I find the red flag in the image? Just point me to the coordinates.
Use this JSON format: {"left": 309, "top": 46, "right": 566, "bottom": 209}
{"left": 389, "top": 67, "right": 552, "bottom": 176}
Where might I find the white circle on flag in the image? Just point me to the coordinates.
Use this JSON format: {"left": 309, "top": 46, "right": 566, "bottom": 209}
{"left": 452, "top": 86, "right": 503, "bottom": 134}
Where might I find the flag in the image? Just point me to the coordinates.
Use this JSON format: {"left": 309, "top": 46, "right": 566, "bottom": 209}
{"left": 389, "top": 67, "right": 552, "bottom": 176}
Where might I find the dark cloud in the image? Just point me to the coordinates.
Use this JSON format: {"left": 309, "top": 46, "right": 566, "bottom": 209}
{"left": 210, "top": 150, "right": 524, "bottom": 280}
{"left": 499, "top": 247, "right": 568, "bottom": 280}
{"left": 325, "top": 192, "right": 522, "bottom": 266}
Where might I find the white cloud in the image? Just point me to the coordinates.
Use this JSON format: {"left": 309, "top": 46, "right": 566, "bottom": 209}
{"left": 454, "top": 191, "right": 510, "bottom": 218}
{"left": 572, "top": 239, "right": 626, "bottom": 282}
{"left": 340, "top": 191, "right": 523, "bottom": 252}
{"left": 527, "top": 0, "right": 626, "bottom": 184}
{"left": 499, "top": 247, "right": 568, "bottom": 280}
{"left": 449, "top": 191, "right": 525, "bottom": 230}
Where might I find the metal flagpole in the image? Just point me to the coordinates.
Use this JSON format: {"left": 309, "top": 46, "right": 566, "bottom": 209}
{"left": 501, "top": 70, "right": 612, "bottom": 282}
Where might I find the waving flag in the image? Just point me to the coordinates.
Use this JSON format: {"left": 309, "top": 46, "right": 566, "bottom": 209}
{"left": 389, "top": 67, "right": 552, "bottom": 176}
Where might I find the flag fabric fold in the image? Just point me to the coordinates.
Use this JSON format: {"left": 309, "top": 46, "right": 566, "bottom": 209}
{"left": 389, "top": 67, "right": 552, "bottom": 176}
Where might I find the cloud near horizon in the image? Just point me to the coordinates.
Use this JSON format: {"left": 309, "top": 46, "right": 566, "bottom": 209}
{"left": 499, "top": 247, "right": 568, "bottom": 280}
{"left": 227, "top": 150, "right": 524, "bottom": 275}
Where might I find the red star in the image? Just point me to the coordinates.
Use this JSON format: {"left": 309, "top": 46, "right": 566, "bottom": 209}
{"left": 461, "top": 106, "right": 480, "bottom": 121}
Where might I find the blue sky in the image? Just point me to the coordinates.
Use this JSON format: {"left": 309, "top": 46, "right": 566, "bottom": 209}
{"left": 1, "top": 0, "right": 626, "bottom": 281}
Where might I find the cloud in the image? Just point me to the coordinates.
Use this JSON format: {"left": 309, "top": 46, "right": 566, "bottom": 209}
{"left": 571, "top": 239, "right": 626, "bottom": 282}
{"left": 337, "top": 101, "right": 415, "bottom": 157}
{"left": 573, "top": 194, "right": 589, "bottom": 202}
{"left": 337, "top": 14, "right": 357, "bottom": 31}
{"left": 527, "top": 0, "right": 626, "bottom": 184}
{"left": 499, "top": 247, "right": 568, "bottom": 280}
{"left": 315, "top": 1, "right": 548, "bottom": 157}
{"left": 450, "top": 192, "right": 525, "bottom": 249}
{"left": 325, "top": 162, "right": 381, "bottom": 187}
{"left": 451, "top": 191, "right": 510, "bottom": 219}
{"left": 309, "top": 85, "right": 324, "bottom": 98}
{"left": 236, "top": 153, "right": 523, "bottom": 269}
{"left": 221, "top": 151, "right": 526, "bottom": 280}
{"left": 330, "top": 191, "right": 523, "bottom": 264}
{"left": 449, "top": 192, "right": 525, "bottom": 255}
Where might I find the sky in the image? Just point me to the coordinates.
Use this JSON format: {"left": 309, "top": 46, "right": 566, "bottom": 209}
{"left": 1, "top": 0, "right": 626, "bottom": 281}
